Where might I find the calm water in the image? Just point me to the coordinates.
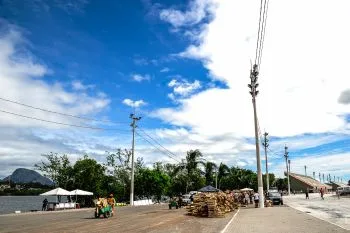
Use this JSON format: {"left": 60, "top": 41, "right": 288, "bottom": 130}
{"left": 0, "top": 196, "right": 68, "bottom": 215}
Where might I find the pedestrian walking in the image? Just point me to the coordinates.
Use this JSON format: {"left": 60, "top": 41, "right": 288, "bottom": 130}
{"left": 244, "top": 192, "right": 250, "bottom": 205}
{"left": 320, "top": 188, "right": 324, "bottom": 200}
{"left": 305, "top": 188, "right": 309, "bottom": 199}
{"left": 336, "top": 189, "right": 340, "bottom": 199}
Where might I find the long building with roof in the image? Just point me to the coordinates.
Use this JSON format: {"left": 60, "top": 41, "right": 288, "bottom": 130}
{"left": 287, "top": 172, "right": 332, "bottom": 193}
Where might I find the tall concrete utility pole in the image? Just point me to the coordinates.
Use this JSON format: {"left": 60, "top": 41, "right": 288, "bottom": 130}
{"left": 288, "top": 160, "right": 291, "bottom": 175}
{"left": 130, "top": 113, "right": 141, "bottom": 206}
{"left": 248, "top": 64, "right": 264, "bottom": 208}
{"left": 322, "top": 174, "right": 325, "bottom": 183}
{"left": 215, "top": 167, "right": 218, "bottom": 189}
{"left": 304, "top": 165, "right": 307, "bottom": 176}
{"left": 284, "top": 145, "right": 290, "bottom": 195}
{"left": 263, "top": 132, "right": 269, "bottom": 192}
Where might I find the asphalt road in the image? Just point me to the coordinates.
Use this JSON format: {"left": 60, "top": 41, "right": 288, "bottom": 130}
{"left": 284, "top": 193, "right": 350, "bottom": 230}
{"left": 0, "top": 204, "right": 235, "bottom": 233}
{"left": 1, "top": 201, "right": 348, "bottom": 233}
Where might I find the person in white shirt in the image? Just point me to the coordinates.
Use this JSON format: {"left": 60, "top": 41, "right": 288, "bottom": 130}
{"left": 254, "top": 192, "right": 259, "bottom": 208}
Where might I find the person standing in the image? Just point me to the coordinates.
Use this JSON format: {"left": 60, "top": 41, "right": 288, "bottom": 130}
{"left": 42, "top": 198, "right": 48, "bottom": 211}
{"left": 305, "top": 188, "right": 309, "bottom": 199}
{"left": 254, "top": 192, "right": 259, "bottom": 208}
{"left": 107, "top": 193, "right": 116, "bottom": 216}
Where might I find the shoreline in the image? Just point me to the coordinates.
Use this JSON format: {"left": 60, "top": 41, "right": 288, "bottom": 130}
{"left": 0, "top": 207, "right": 94, "bottom": 217}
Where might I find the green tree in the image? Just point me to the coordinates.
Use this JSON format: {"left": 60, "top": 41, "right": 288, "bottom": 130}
{"left": 203, "top": 161, "right": 217, "bottom": 186}
{"left": 73, "top": 155, "right": 106, "bottom": 196}
{"left": 35, "top": 153, "right": 73, "bottom": 188}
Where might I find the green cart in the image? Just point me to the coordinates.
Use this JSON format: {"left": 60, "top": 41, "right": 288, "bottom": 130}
{"left": 168, "top": 200, "right": 179, "bottom": 209}
{"left": 95, "top": 205, "right": 112, "bottom": 218}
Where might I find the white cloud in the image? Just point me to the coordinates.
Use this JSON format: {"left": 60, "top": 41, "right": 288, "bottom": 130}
{"left": 0, "top": 26, "right": 114, "bottom": 177}
{"left": 270, "top": 152, "right": 350, "bottom": 180}
{"left": 122, "top": 99, "right": 147, "bottom": 108}
{"left": 167, "top": 79, "right": 201, "bottom": 101}
{"left": 71, "top": 80, "right": 95, "bottom": 91}
{"left": 155, "top": 0, "right": 350, "bottom": 139}
{"left": 160, "top": 67, "right": 170, "bottom": 73}
{"left": 159, "top": 0, "right": 216, "bottom": 28}
{"left": 0, "top": 28, "right": 110, "bottom": 129}
{"left": 131, "top": 74, "right": 151, "bottom": 82}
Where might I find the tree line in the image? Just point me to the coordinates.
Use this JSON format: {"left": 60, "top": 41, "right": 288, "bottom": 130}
{"left": 35, "top": 149, "right": 287, "bottom": 203}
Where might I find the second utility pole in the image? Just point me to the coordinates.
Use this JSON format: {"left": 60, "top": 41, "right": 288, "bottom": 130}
{"left": 284, "top": 145, "right": 290, "bottom": 195}
{"left": 263, "top": 132, "right": 269, "bottom": 192}
{"left": 130, "top": 113, "right": 141, "bottom": 206}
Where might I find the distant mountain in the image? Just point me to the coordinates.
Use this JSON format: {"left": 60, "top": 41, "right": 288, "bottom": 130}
{"left": 2, "top": 168, "right": 54, "bottom": 186}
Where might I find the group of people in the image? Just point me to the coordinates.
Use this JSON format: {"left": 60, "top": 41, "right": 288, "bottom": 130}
{"left": 96, "top": 193, "right": 116, "bottom": 215}
{"left": 234, "top": 191, "right": 260, "bottom": 208}
{"left": 305, "top": 188, "right": 325, "bottom": 200}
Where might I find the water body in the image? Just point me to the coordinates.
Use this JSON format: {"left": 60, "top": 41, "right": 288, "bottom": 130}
{"left": 0, "top": 196, "right": 68, "bottom": 215}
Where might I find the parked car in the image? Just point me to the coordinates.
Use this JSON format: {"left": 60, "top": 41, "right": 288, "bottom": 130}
{"left": 182, "top": 194, "right": 192, "bottom": 206}
{"left": 337, "top": 186, "right": 350, "bottom": 196}
{"left": 267, "top": 192, "right": 283, "bottom": 205}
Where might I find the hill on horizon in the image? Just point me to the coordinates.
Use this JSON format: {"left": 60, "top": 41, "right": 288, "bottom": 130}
{"left": 2, "top": 168, "right": 54, "bottom": 186}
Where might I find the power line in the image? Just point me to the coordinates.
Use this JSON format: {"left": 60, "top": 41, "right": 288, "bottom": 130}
{"left": 254, "top": 0, "right": 270, "bottom": 70}
{"left": 0, "top": 109, "right": 130, "bottom": 132}
{"left": 255, "top": 0, "right": 264, "bottom": 65}
{"left": 138, "top": 128, "right": 180, "bottom": 158}
{"left": 257, "top": 0, "right": 270, "bottom": 68}
{"left": 0, "top": 96, "right": 128, "bottom": 125}
{"left": 135, "top": 131, "right": 181, "bottom": 163}
{"left": 138, "top": 126, "right": 215, "bottom": 163}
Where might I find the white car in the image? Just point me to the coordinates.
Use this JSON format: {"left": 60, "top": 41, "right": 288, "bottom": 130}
{"left": 182, "top": 194, "right": 192, "bottom": 205}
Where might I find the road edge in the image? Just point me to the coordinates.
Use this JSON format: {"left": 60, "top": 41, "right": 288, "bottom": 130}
{"left": 220, "top": 208, "right": 240, "bottom": 233}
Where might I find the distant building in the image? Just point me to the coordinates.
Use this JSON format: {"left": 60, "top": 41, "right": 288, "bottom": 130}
{"left": 327, "top": 181, "right": 347, "bottom": 191}
{"left": 0, "top": 184, "right": 10, "bottom": 191}
{"left": 287, "top": 172, "right": 332, "bottom": 193}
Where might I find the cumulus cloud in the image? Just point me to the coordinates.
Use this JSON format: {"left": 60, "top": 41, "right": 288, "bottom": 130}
{"left": 0, "top": 27, "right": 110, "bottom": 129}
{"left": 167, "top": 79, "right": 201, "bottom": 100}
{"left": 131, "top": 74, "right": 151, "bottom": 82}
{"left": 160, "top": 67, "right": 170, "bottom": 73}
{"left": 338, "top": 89, "right": 350, "bottom": 105}
{"left": 153, "top": 0, "right": 350, "bottom": 178}
{"left": 0, "top": 24, "right": 113, "bottom": 176}
{"left": 71, "top": 80, "right": 95, "bottom": 91}
{"left": 156, "top": 0, "right": 350, "bottom": 138}
{"left": 159, "top": 0, "right": 216, "bottom": 28}
{"left": 122, "top": 99, "right": 147, "bottom": 108}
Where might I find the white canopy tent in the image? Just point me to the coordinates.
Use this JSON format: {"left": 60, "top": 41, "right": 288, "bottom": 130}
{"left": 40, "top": 187, "right": 71, "bottom": 196}
{"left": 240, "top": 188, "right": 254, "bottom": 192}
{"left": 69, "top": 189, "right": 93, "bottom": 206}
{"left": 69, "top": 189, "right": 93, "bottom": 196}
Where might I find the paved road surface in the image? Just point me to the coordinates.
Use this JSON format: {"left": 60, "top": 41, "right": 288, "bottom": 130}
{"left": 0, "top": 205, "right": 234, "bottom": 233}
{"left": 0, "top": 203, "right": 348, "bottom": 232}
{"left": 284, "top": 193, "right": 350, "bottom": 230}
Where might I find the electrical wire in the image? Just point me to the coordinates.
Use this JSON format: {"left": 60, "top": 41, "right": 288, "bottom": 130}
{"left": 257, "top": 0, "right": 270, "bottom": 68}
{"left": 0, "top": 96, "right": 128, "bottom": 125}
{"left": 254, "top": 0, "right": 270, "bottom": 70}
{"left": 0, "top": 109, "right": 130, "bottom": 132}
{"left": 135, "top": 131, "right": 181, "bottom": 163}
{"left": 255, "top": 0, "right": 264, "bottom": 65}
{"left": 138, "top": 128, "right": 181, "bottom": 158}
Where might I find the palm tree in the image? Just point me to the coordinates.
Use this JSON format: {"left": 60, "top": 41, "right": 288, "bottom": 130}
{"left": 217, "top": 163, "right": 229, "bottom": 189}
{"left": 203, "top": 162, "right": 217, "bottom": 186}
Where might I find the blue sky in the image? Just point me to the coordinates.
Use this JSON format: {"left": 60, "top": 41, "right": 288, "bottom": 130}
{"left": 0, "top": 0, "right": 350, "bottom": 183}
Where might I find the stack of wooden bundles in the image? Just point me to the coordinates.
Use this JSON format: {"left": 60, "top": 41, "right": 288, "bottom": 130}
{"left": 187, "top": 192, "right": 236, "bottom": 218}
